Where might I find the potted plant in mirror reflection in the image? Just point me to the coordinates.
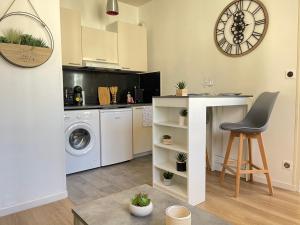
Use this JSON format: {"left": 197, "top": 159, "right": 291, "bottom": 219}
{"left": 163, "top": 171, "right": 174, "bottom": 186}
{"left": 175, "top": 81, "right": 188, "bottom": 96}
{"left": 176, "top": 153, "right": 187, "bottom": 172}
{"left": 129, "top": 193, "right": 153, "bottom": 217}
{"left": 179, "top": 109, "right": 188, "bottom": 126}
{"left": 162, "top": 135, "right": 172, "bottom": 145}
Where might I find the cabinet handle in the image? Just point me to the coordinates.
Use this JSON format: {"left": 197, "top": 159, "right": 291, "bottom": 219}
{"left": 68, "top": 63, "right": 81, "bottom": 66}
{"left": 96, "top": 58, "right": 107, "bottom": 62}
{"left": 122, "top": 67, "right": 131, "bottom": 70}
{"left": 135, "top": 107, "right": 144, "bottom": 109}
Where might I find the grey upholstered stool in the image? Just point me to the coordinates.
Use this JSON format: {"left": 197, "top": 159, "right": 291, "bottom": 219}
{"left": 220, "top": 92, "right": 279, "bottom": 197}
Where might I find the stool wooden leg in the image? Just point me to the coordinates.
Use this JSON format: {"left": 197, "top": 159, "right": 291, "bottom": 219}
{"left": 206, "top": 148, "right": 212, "bottom": 171}
{"left": 220, "top": 132, "right": 234, "bottom": 184}
{"left": 257, "top": 133, "right": 274, "bottom": 195}
{"left": 235, "top": 133, "right": 244, "bottom": 197}
{"left": 248, "top": 137, "right": 254, "bottom": 182}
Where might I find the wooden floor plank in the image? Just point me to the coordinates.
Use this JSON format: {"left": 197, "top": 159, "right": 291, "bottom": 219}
{"left": 1, "top": 156, "right": 299, "bottom": 225}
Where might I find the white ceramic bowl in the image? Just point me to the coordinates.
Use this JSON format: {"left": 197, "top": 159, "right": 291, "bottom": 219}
{"left": 129, "top": 201, "right": 153, "bottom": 217}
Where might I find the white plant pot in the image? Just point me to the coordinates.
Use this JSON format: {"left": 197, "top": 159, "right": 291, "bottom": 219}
{"left": 162, "top": 138, "right": 173, "bottom": 145}
{"left": 129, "top": 201, "right": 153, "bottom": 217}
{"left": 163, "top": 178, "right": 172, "bottom": 186}
{"left": 179, "top": 116, "right": 186, "bottom": 126}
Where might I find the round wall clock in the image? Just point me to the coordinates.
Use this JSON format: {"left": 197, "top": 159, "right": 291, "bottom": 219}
{"left": 214, "top": 0, "right": 269, "bottom": 57}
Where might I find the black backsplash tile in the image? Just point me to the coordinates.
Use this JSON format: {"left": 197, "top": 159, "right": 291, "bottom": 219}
{"left": 63, "top": 69, "right": 141, "bottom": 105}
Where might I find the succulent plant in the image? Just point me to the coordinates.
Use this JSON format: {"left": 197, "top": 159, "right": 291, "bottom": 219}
{"left": 0, "top": 36, "right": 9, "bottom": 43}
{"left": 0, "top": 29, "right": 48, "bottom": 48}
{"left": 177, "top": 153, "right": 188, "bottom": 163}
{"left": 3, "top": 29, "right": 22, "bottom": 44}
{"left": 180, "top": 109, "right": 188, "bottom": 117}
{"left": 131, "top": 193, "right": 151, "bottom": 207}
{"left": 176, "top": 81, "right": 187, "bottom": 90}
{"left": 20, "top": 34, "right": 48, "bottom": 48}
{"left": 163, "top": 171, "right": 174, "bottom": 179}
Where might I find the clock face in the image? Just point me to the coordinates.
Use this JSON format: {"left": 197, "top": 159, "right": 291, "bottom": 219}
{"left": 215, "top": 0, "right": 269, "bottom": 57}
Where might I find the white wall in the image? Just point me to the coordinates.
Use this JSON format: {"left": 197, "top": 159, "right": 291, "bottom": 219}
{"left": 140, "top": 0, "right": 299, "bottom": 190}
{"left": 0, "top": 0, "right": 66, "bottom": 216}
{"left": 60, "top": 0, "right": 139, "bottom": 29}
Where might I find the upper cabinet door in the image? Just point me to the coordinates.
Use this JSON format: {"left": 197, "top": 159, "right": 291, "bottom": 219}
{"left": 60, "top": 8, "right": 82, "bottom": 67}
{"left": 107, "top": 22, "right": 148, "bottom": 72}
{"left": 82, "top": 27, "right": 118, "bottom": 64}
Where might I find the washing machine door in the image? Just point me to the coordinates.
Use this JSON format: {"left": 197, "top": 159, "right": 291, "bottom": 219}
{"left": 65, "top": 122, "right": 95, "bottom": 156}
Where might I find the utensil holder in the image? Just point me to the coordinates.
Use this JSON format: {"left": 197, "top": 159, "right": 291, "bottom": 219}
{"left": 112, "top": 93, "right": 117, "bottom": 104}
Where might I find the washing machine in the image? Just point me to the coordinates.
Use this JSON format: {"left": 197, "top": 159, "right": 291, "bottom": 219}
{"left": 64, "top": 110, "right": 101, "bottom": 174}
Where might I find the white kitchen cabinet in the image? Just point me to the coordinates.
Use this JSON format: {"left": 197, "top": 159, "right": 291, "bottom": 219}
{"left": 81, "top": 27, "right": 118, "bottom": 64}
{"left": 133, "top": 107, "right": 152, "bottom": 155}
{"left": 60, "top": 8, "right": 82, "bottom": 67}
{"left": 107, "top": 22, "right": 148, "bottom": 72}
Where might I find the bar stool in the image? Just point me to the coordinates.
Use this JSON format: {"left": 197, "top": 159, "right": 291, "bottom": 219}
{"left": 219, "top": 92, "right": 279, "bottom": 197}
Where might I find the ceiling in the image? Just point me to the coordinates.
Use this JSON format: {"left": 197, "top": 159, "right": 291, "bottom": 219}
{"left": 118, "top": 0, "right": 152, "bottom": 7}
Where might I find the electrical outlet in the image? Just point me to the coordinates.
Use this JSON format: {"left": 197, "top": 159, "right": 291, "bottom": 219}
{"left": 282, "top": 160, "right": 293, "bottom": 171}
{"left": 285, "top": 70, "right": 296, "bottom": 79}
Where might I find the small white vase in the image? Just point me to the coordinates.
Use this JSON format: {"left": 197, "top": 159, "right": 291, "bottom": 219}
{"left": 166, "top": 205, "right": 191, "bottom": 225}
{"left": 129, "top": 201, "right": 153, "bottom": 217}
{"left": 179, "top": 116, "right": 185, "bottom": 126}
{"left": 163, "top": 178, "right": 172, "bottom": 186}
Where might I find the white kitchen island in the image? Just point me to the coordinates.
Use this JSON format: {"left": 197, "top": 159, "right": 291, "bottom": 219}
{"left": 152, "top": 95, "right": 253, "bottom": 205}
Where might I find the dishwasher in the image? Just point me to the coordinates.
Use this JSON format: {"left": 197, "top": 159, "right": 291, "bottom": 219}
{"left": 100, "top": 108, "right": 133, "bottom": 166}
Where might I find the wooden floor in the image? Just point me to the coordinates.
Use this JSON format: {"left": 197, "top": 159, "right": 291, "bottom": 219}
{"left": 1, "top": 156, "right": 300, "bottom": 225}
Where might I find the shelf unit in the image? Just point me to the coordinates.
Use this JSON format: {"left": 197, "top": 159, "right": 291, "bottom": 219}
{"left": 152, "top": 96, "right": 252, "bottom": 206}
{"left": 152, "top": 99, "right": 190, "bottom": 204}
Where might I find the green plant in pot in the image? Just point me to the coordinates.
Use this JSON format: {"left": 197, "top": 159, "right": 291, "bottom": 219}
{"left": 163, "top": 171, "right": 174, "bottom": 186}
{"left": 129, "top": 193, "right": 153, "bottom": 217}
{"left": 0, "top": 29, "right": 49, "bottom": 48}
{"left": 162, "top": 134, "right": 172, "bottom": 145}
{"left": 175, "top": 81, "right": 188, "bottom": 96}
{"left": 176, "top": 153, "right": 187, "bottom": 172}
{"left": 179, "top": 109, "right": 188, "bottom": 126}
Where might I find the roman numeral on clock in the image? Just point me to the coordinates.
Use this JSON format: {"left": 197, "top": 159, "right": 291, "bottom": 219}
{"left": 236, "top": 44, "right": 242, "bottom": 55}
{"left": 219, "top": 19, "right": 227, "bottom": 26}
{"left": 224, "top": 8, "right": 233, "bottom": 19}
{"left": 252, "top": 31, "right": 262, "bottom": 40}
{"left": 246, "top": 40, "right": 253, "bottom": 49}
{"left": 235, "top": 0, "right": 243, "bottom": 12}
{"left": 218, "top": 37, "right": 227, "bottom": 48}
{"left": 225, "top": 43, "right": 233, "bottom": 54}
{"left": 252, "top": 5, "right": 261, "bottom": 15}
{"left": 216, "top": 28, "right": 225, "bottom": 35}
{"left": 255, "top": 19, "right": 265, "bottom": 26}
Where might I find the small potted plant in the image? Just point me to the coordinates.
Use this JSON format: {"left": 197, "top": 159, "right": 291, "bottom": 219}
{"left": 129, "top": 193, "right": 153, "bottom": 217}
{"left": 176, "top": 153, "right": 187, "bottom": 172}
{"left": 176, "top": 81, "right": 188, "bottom": 96}
{"left": 163, "top": 171, "right": 174, "bottom": 186}
{"left": 179, "top": 109, "right": 188, "bottom": 126}
{"left": 162, "top": 135, "right": 172, "bottom": 145}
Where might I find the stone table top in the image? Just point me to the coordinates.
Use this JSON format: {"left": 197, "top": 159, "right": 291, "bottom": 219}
{"left": 72, "top": 185, "right": 230, "bottom": 225}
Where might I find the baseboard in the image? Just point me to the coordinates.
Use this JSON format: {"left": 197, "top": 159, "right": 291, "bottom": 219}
{"left": 254, "top": 176, "right": 297, "bottom": 191}
{"left": 133, "top": 151, "right": 152, "bottom": 158}
{"left": 0, "top": 191, "right": 68, "bottom": 217}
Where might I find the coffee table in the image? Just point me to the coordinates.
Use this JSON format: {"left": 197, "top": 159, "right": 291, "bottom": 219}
{"left": 72, "top": 185, "right": 230, "bottom": 225}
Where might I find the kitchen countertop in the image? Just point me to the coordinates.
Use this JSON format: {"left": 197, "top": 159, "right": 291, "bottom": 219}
{"left": 153, "top": 94, "right": 253, "bottom": 98}
{"left": 64, "top": 103, "right": 152, "bottom": 111}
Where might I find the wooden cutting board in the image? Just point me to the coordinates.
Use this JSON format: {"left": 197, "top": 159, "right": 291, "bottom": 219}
{"left": 98, "top": 87, "right": 111, "bottom": 105}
